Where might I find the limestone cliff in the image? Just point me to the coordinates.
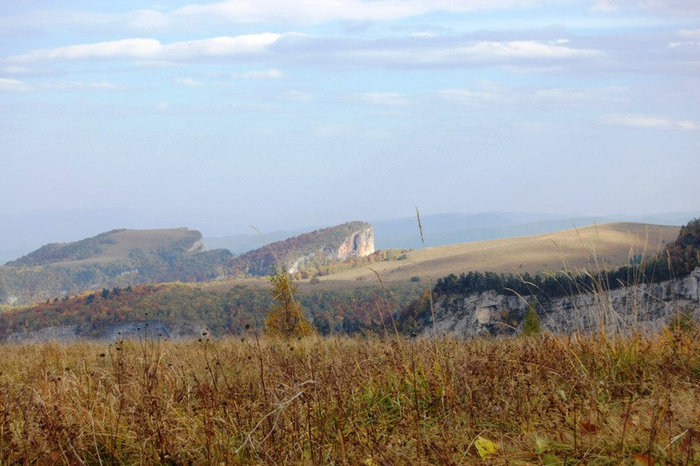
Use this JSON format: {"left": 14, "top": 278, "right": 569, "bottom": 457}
{"left": 418, "top": 267, "right": 700, "bottom": 338}
{"left": 229, "top": 221, "right": 375, "bottom": 276}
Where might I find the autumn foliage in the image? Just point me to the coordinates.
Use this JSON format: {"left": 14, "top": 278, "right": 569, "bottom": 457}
{"left": 265, "top": 270, "right": 315, "bottom": 338}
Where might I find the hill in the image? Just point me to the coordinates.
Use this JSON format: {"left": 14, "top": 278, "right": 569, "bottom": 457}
{"left": 0, "top": 228, "right": 232, "bottom": 306}
{"left": 370, "top": 211, "right": 697, "bottom": 249}
{"left": 0, "top": 280, "right": 422, "bottom": 341}
{"left": 204, "top": 229, "right": 307, "bottom": 255}
{"left": 6, "top": 228, "right": 205, "bottom": 267}
{"left": 229, "top": 221, "right": 374, "bottom": 276}
{"left": 321, "top": 222, "right": 679, "bottom": 283}
{"left": 397, "top": 218, "right": 700, "bottom": 338}
{"left": 0, "top": 222, "right": 378, "bottom": 306}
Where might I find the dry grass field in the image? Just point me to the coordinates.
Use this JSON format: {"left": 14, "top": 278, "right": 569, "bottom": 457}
{"left": 322, "top": 222, "right": 679, "bottom": 284}
{"left": 1, "top": 331, "right": 698, "bottom": 464}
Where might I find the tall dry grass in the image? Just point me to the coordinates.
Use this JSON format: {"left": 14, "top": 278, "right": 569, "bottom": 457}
{"left": 1, "top": 329, "right": 699, "bottom": 464}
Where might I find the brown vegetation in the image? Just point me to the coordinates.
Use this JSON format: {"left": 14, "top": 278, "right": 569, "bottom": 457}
{"left": 1, "top": 330, "right": 699, "bottom": 464}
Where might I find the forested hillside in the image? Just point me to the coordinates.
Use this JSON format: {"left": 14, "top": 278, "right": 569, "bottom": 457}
{"left": 0, "top": 228, "right": 232, "bottom": 306}
{"left": 0, "top": 281, "right": 422, "bottom": 340}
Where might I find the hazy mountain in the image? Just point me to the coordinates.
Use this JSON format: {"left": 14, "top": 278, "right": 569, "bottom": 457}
{"left": 204, "top": 230, "right": 306, "bottom": 256}
{"left": 1, "top": 209, "right": 697, "bottom": 264}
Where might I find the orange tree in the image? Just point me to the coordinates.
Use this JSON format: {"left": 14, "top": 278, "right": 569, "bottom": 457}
{"left": 265, "top": 268, "right": 315, "bottom": 338}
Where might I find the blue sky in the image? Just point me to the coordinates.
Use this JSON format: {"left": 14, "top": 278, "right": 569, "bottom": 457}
{"left": 1, "top": 0, "right": 699, "bottom": 235}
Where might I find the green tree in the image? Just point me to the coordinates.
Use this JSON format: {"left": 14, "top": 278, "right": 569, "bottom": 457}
{"left": 521, "top": 301, "right": 542, "bottom": 336}
{"left": 265, "top": 268, "right": 314, "bottom": 338}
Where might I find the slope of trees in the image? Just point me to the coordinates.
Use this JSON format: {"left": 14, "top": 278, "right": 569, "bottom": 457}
{"left": 6, "top": 230, "right": 124, "bottom": 266}
{"left": 0, "top": 280, "right": 422, "bottom": 340}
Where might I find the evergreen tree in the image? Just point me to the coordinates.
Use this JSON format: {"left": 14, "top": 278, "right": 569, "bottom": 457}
{"left": 521, "top": 302, "right": 542, "bottom": 336}
{"left": 265, "top": 268, "right": 314, "bottom": 338}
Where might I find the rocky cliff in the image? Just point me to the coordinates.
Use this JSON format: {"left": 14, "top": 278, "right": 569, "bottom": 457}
{"left": 419, "top": 267, "right": 700, "bottom": 338}
{"left": 229, "top": 221, "right": 375, "bottom": 276}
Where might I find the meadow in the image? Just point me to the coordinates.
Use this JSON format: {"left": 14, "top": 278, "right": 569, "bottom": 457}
{"left": 1, "top": 329, "right": 698, "bottom": 464}
{"left": 324, "top": 223, "right": 678, "bottom": 283}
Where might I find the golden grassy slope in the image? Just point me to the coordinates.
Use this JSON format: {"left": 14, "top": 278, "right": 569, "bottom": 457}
{"left": 322, "top": 222, "right": 679, "bottom": 283}
{"left": 1, "top": 332, "right": 698, "bottom": 464}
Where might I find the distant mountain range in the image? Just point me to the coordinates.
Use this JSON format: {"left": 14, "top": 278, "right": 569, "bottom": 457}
{"left": 0, "top": 222, "right": 376, "bottom": 306}
{"left": 1, "top": 209, "right": 698, "bottom": 265}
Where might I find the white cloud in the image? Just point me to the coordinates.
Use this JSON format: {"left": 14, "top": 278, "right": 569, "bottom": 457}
{"left": 126, "top": 9, "right": 171, "bottom": 29}
{"left": 589, "top": 0, "right": 700, "bottom": 15}
{"left": 440, "top": 83, "right": 626, "bottom": 107}
{"left": 360, "top": 92, "right": 409, "bottom": 106}
{"left": 678, "top": 29, "right": 700, "bottom": 38}
{"left": 41, "top": 81, "right": 125, "bottom": 91}
{"left": 1, "top": 66, "right": 36, "bottom": 75}
{"left": 174, "top": 77, "right": 205, "bottom": 87}
{"left": 465, "top": 40, "right": 600, "bottom": 59}
{"left": 439, "top": 87, "right": 508, "bottom": 105}
{"left": 174, "top": 0, "right": 548, "bottom": 25}
{"left": 601, "top": 113, "right": 700, "bottom": 130}
{"left": 231, "top": 69, "right": 283, "bottom": 79}
{"left": 628, "top": 0, "right": 700, "bottom": 15}
{"left": 591, "top": 0, "right": 619, "bottom": 12}
{"left": 0, "top": 78, "right": 129, "bottom": 92}
{"left": 0, "top": 78, "right": 34, "bottom": 93}
{"left": 9, "top": 33, "right": 283, "bottom": 63}
{"left": 342, "top": 40, "right": 602, "bottom": 67}
{"left": 281, "top": 90, "right": 314, "bottom": 101}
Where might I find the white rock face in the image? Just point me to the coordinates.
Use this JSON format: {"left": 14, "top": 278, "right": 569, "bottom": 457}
{"left": 287, "top": 225, "right": 375, "bottom": 273}
{"left": 422, "top": 267, "right": 700, "bottom": 338}
{"left": 335, "top": 227, "right": 375, "bottom": 260}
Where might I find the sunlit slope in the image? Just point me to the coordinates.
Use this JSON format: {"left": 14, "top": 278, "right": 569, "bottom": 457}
{"left": 322, "top": 223, "right": 679, "bottom": 282}
{"left": 6, "top": 228, "right": 204, "bottom": 267}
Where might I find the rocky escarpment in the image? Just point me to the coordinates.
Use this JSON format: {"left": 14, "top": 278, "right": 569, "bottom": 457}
{"left": 229, "top": 221, "right": 375, "bottom": 276}
{"left": 419, "top": 267, "right": 700, "bottom": 338}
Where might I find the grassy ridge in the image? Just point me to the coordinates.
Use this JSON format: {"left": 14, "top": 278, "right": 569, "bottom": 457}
{"left": 325, "top": 222, "right": 679, "bottom": 282}
{"left": 6, "top": 228, "right": 204, "bottom": 267}
{"left": 1, "top": 332, "right": 699, "bottom": 464}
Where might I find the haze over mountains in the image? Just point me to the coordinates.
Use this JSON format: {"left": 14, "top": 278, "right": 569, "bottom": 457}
{"left": 2, "top": 209, "right": 698, "bottom": 264}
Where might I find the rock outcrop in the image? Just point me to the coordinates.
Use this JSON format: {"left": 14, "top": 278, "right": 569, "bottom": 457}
{"left": 421, "top": 267, "right": 700, "bottom": 338}
{"left": 336, "top": 227, "right": 375, "bottom": 260}
{"left": 229, "top": 221, "right": 375, "bottom": 276}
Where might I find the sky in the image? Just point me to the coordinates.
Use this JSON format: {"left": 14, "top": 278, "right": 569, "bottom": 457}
{"left": 1, "top": 0, "right": 699, "bottom": 236}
